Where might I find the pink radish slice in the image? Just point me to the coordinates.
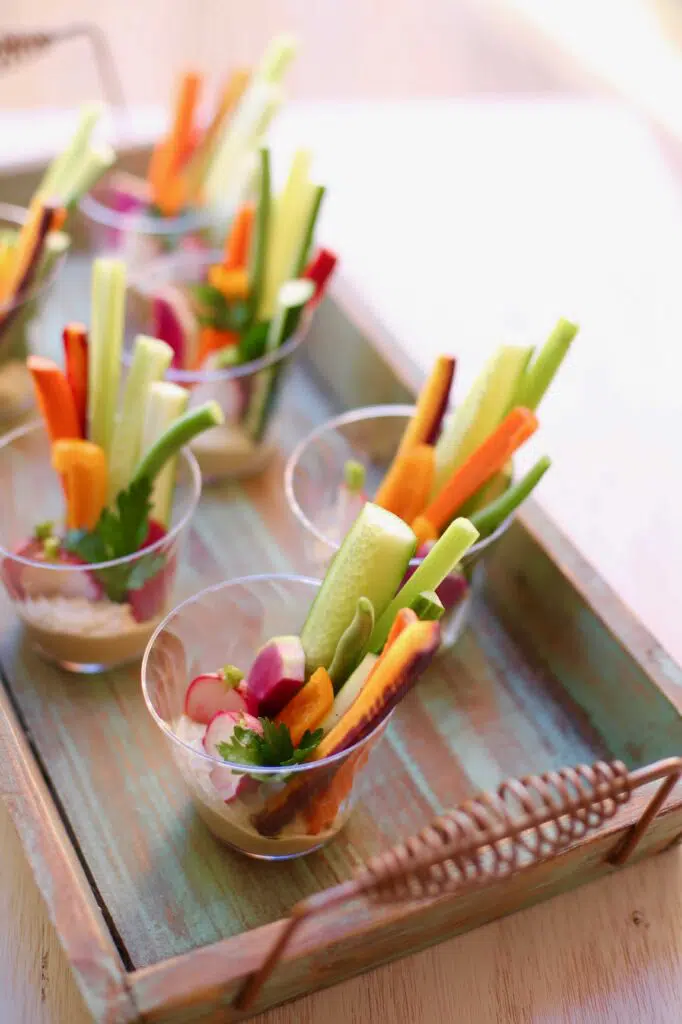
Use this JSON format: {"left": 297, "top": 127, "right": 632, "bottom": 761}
{"left": 244, "top": 635, "right": 306, "bottom": 718}
{"left": 204, "top": 710, "right": 263, "bottom": 802}
{"left": 151, "top": 285, "right": 199, "bottom": 370}
{"left": 4, "top": 539, "right": 102, "bottom": 601}
{"left": 184, "top": 673, "right": 248, "bottom": 725}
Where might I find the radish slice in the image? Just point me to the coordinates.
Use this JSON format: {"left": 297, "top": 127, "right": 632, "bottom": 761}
{"left": 151, "top": 285, "right": 199, "bottom": 370}
{"left": 244, "top": 635, "right": 306, "bottom": 717}
{"left": 3, "top": 540, "right": 102, "bottom": 602}
{"left": 204, "top": 710, "right": 263, "bottom": 803}
{"left": 184, "top": 673, "right": 248, "bottom": 725}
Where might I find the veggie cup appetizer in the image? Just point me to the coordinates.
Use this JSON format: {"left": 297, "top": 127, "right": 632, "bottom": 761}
{"left": 79, "top": 34, "right": 297, "bottom": 267}
{"left": 125, "top": 150, "right": 335, "bottom": 481}
{"left": 143, "top": 504, "right": 478, "bottom": 859}
{"left": 286, "top": 320, "right": 578, "bottom": 649}
{"left": 0, "top": 258, "right": 221, "bottom": 673}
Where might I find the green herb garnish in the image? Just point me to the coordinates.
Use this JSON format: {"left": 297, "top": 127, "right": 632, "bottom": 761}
{"left": 221, "top": 664, "right": 244, "bottom": 688}
{"left": 34, "top": 521, "right": 55, "bottom": 542}
{"left": 217, "top": 718, "right": 323, "bottom": 770}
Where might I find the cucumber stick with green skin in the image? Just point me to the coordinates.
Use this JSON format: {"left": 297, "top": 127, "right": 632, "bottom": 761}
{"left": 133, "top": 400, "right": 223, "bottom": 487}
{"left": 470, "top": 456, "right": 551, "bottom": 538}
{"left": 300, "top": 502, "right": 417, "bottom": 674}
{"left": 327, "top": 596, "right": 375, "bottom": 691}
{"left": 140, "top": 382, "right": 190, "bottom": 526}
{"left": 369, "top": 517, "right": 479, "bottom": 653}
{"left": 514, "top": 318, "right": 578, "bottom": 411}
{"left": 244, "top": 278, "right": 314, "bottom": 441}
{"left": 107, "top": 335, "right": 174, "bottom": 502}
{"left": 258, "top": 148, "right": 312, "bottom": 321}
{"left": 88, "top": 258, "right": 126, "bottom": 459}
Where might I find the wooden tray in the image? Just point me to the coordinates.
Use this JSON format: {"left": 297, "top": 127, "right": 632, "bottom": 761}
{"left": 1, "top": 267, "right": 681, "bottom": 1023}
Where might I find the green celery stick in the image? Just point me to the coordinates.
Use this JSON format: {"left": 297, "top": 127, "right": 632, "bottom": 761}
{"left": 141, "top": 382, "right": 190, "bottom": 526}
{"left": 471, "top": 456, "right": 551, "bottom": 539}
{"left": 291, "top": 184, "right": 326, "bottom": 277}
{"left": 62, "top": 144, "right": 115, "bottom": 208}
{"left": 132, "top": 400, "right": 224, "bottom": 486}
{"left": 258, "top": 149, "right": 313, "bottom": 320}
{"left": 345, "top": 459, "right": 366, "bottom": 493}
{"left": 409, "top": 590, "right": 444, "bottom": 622}
{"left": 107, "top": 335, "right": 174, "bottom": 502}
{"left": 257, "top": 33, "right": 298, "bottom": 84}
{"left": 369, "top": 517, "right": 479, "bottom": 652}
{"left": 328, "top": 596, "right": 375, "bottom": 692}
{"left": 300, "top": 502, "right": 416, "bottom": 674}
{"left": 515, "top": 318, "right": 579, "bottom": 411}
{"left": 247, "top": 149, "right": 271, "bottom": 320}
{"left": 88, "top": 258, "right": 126, "bottom": 457}
{"left": 39, "top": 103, "right": 103, "bottom": 200}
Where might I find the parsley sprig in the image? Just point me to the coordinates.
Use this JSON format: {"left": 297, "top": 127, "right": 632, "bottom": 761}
{"left": 217, "top": 718, "right": 323, "bottom": 773}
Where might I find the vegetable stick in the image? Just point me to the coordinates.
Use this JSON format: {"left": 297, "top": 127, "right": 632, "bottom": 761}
{"left": 61, "top": 144, "right": 115, "bottom": 208}
{"left": 38, "top": 104, "right": 103, "bottom": 201}
{"left": 1, "top": 231, "right": 70, "bottom": 361}
{"left": 305, "top": 745, "right": 367, "bottom": 835}
{"left": 432, "top": 345, "right": 533, "bottom": 497}
{"left": 208, "top": 265, "right": 249, "bottom": 301}
{"left": 107, "top": 335, "right": 174, "bottom": 502}
{"left": 290, "top": 184, "right": 326, "bottom": 280}
{"left": 247, "top": 149, "right": 271, "bottom": 318}
{"left": 133, "top": 399, "right": 223, "bottom": 485}
{"left": 275, "top": 667, "right": 334, "bottom": 746}
{"left": 222, "top": 202, "right": 255, "bottom": 270}
{"left": 409, "top": 590, "right": 445, "bottom": 622}
{"left": 88, "top": 259, "right": 126, "bottom": 457}
{"left": 62, "top": 324, "right": 88, "bottom": 437}
{"left": 258, "top": 149, "right": 313, "bottom": 320}
{"left": 303, "top": 247, "right": 337, "bottom": 306}
{"left": 514, "top": 318, "right": 579, "bottom": 411}
{"left": 404, "top": 356, "right": 456, "bottom": 450}
{"left": 320, "top": 654, "right": 377, "bottom": 735}
{"left": 184, "top": 70, "right": 251, "bottom": 201}
{"left": 470, "top": 455, "right": 551, "bottom": 538}
{"left": 375, "top": 443, "right": 434, "bottom": 522}
{"left": 0, "top": 201, "right": 53, "bottom": 311}
{"left": 194, "top": 326, "right": 238, "bottom": 370}
{"left": 153, "top": 72, "right": 202, "bottom": 202}
{"left": 414, "top": 407, "right": 538, "bottom": 543}
{"left": 328, "top": 597, "right": 375, "bottom": 691}
{"left": 27, "top": 356, "right": 81, "bottom": 442}
{"left": 141, "top": 382, "right": 189, "bottom": 527}
{"left": 258, "top": 33, "right": 298, "bottom": 84}
{"left": 384, "top": 607, "right": 419, "bottom": 650}
{"left": 459, "top": 460, "right": 512, "bottom": 518}
{"left": 369, "top": 518, "right": 478, "bottom": 652}
{"left": 52, "top": 440, "right": 107, "bottom": 531}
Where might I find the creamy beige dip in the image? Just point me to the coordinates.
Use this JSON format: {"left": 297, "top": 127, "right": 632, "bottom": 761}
{"left": 190, "top": 424, "right": 275, "bottom": 482}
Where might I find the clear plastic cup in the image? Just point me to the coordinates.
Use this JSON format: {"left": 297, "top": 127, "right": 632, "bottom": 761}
{"left": 285, "top": 405, "right": 512, "bottom": 650}
{"left": 79, "top": 175, "right": 219, "bottom": 268}
{"left": 0, "top": 420, "right": 201, "bottom": 673}
{"left": 142, "top": 575, "right": 390, "bottom": 860}
{"left": 0, "top": 202, "right": 68, "bottom": 428}
{"left": 125, "top": 248, "right": 310, "bottom": 482}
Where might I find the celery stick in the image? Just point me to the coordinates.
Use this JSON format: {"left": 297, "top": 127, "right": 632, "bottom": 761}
{"left": 258, "top": 149, "right": 313, "bottom": 320}
{"left": 133, "top": 400, "right": 223, "bottom": 485}
{"left": 291, "top": 185, "right": 326, "bottom": 278}
{"left": 409, "top": 590, "right": 444, "bottom": 622}
{"left": 38, "top": 103, "right": 103, "bottom": 200}
{"left": 257, "top": 33, "right": 298, "bottom": 84}
{"left": 107, "top": 336, "right": 174, "bottom": 502}
{"left": 141, "top": 382, "right": 190, "bottom": 526}
{"left": 515, "top": 318, "right": 579, "bottom": 411}
{"left": 62, "top": 145, "right": 115, "bottom": 208}
{"left": 247, "top": 149, "right": 271, "bottom": 320}
{"left": 471, "top": 456, "right": 551, "bottom": 539}
{"left": 369, "top": 517, "right": 479, "bottom": 652}
{"left": 300, "top": 502, "right": 416, "bottom": 674}
{"left": 432, "top": 345, "right": 532, "bottom": 497}
{"left": 88, "top": 258, "right": 126, "bottom": 457}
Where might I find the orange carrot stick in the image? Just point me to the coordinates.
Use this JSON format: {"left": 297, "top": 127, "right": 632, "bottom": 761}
{"left": 305, "top": 745, "right": 369, "bottom": 835}
{"left": 194, "top": 326, "right": 238, "bottom": 369}
{"left": 383, "top": 606, "right": 419, "bottom": 651}
{"left": 27, "top": 355, "right": 81, "bottom": 442}
{"left": 275, "top": 667, "right": 334, "bottom": 746}
{"left": 222, "top": 203, "right": 255, "bottom": 270}
{"left": 62, "top": 323, "right": 88, "bottom": 437}
{"left": 375, "top": 444, "right": 434, "bottom": 522}
{"left": 413, "top": 407, "right": 538, "bottom": 542}
{"left": 167, "top": 71, "right": 202, "bottom": 171}
{"left": 183, "top": 70, "right": 251, "bottom": 203}
{"left": 208, "top": 264, "right": 250, "bottom": 301}
{"left": 0, "top": 200, "right": 53, "bottom": 311}
{"left": 52, "top": 440, "right": 107, "bottom": 531}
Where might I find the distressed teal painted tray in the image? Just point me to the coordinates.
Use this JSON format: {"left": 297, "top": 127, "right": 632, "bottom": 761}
{"left": 1, "top": 271, "right": 681, "bottom": 1023}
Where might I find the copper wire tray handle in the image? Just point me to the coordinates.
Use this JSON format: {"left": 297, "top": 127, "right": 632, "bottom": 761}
{"left": 236, "top": 755, "right": 682, "bottom": 1011}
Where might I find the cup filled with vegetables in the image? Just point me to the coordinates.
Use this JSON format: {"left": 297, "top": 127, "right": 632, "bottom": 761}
{"left": 143, "top": 503, "right": 478, "bottom": 858}
{"left": 80, "top": 34, "right": 297, "bottom": 267}
{"left": 126, "top": 147, "right": 336, "bottom": 480}
{"left": 0, "top": 258, "right": 221, "bottom": 673}
{"left": 286, "top": 319, "right": 578, "bottom": 649}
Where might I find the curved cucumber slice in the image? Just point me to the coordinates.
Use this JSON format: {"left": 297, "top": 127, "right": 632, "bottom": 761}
{"left": 300, "top": 502, "right": 416, "bottom": 674}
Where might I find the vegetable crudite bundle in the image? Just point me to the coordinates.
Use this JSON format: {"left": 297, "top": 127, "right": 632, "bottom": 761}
{"left": 0, "top": 257, "right": 221, "bottom": 673}
{"left": 286, "top": 318, "right": 579, "bottom": 649}
{"left": 128, "top": 146, "right": 336, "bottom": 481}
{"left": 79, "top": 34, "right": 297, "bottom": 263}
{"left": 151, "top": 503, "right": 479, "bottom": 858}
{"left": 0, "top": 108, "right": 113, "bottom": 423}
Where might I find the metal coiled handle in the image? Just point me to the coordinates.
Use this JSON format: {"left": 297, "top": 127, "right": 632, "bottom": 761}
{"left": 236, "top": 755, "right": 681, "bottom": 1011}
{"left": 0, "top": 24, "right": 126, "bottom": 110}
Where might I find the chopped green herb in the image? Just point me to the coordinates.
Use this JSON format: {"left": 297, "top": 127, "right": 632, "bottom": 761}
{"left": 43, "top": 536, "right": 60, "bottom": 560}
{"left": 221, "top": 664, "right": 244, "bottom": 688}
{"left": 217, "top": 718, "right": 323, "bottom": 770}
{"left": 34, "top": 521, "right": 54, "bottom": 542}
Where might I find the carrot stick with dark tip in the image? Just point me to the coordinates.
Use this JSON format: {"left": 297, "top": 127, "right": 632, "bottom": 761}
{"left": 28, "top": 355, "right": 81, "bottom": 442}
{"left": 52, "top": 440, "right": 107, "bottom": 531}
{"left": 383, "top": 607, "right": 419, "bottom": 651}
{"left": 0, "top": 201, "right": 54, "bottom": 317}
{"left": 62, "top": 323, "right": 88, "bottom": 437}
{"left": 412, "top": 406, "right": 538, "bottom": 544}
{"left": 223, "top": 203, "right": 255, "bottom": 270}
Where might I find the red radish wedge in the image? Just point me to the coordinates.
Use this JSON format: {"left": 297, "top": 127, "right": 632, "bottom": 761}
{"left": 244, "top": 635, "right": 306, "bottom": 717}
{"left": 151, "top": 285, "right": 199, "bottom": 370}
{"left": 184, "top": 672, "right": 248, "bottom": 725}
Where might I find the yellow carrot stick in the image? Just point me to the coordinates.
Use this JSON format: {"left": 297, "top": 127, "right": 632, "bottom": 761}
{"left": 52, "top": 440, "right": 107, "bottom": 531}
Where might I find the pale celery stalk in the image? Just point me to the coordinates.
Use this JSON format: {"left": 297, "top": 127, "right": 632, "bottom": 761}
{"left": 107, "top": 336, "right": 174, "bottom": 502}
{"left": 257, "top": 33, "right": 298, "bottom": 84}
{"left": 88, "top": 258, "right": 126, "bottom": 457}
{"left": 133, "top": 400, "right": 223, "bottom": 486}
{"left": 369, "top": 517, "right": 479, "bottom": 652}
{"left": 514, "top": 318, "right": 579, "bottom": 411}
{"left": 61, "top": 145, "right": 115, "bottom": 208}
{"left": 140, "top": 382, "right": 190, "bottom": 526}
{"left": 247, "top": 149, "right": 271, "bottom": 319}
{"left": 432, "top": 345, "right": 532, "bottom": 497}
{"left": 38, "top": 103, "right": 103, "bottom": 200}
{"left": 258, "top": 149, "right": 313, "bottom": 320}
